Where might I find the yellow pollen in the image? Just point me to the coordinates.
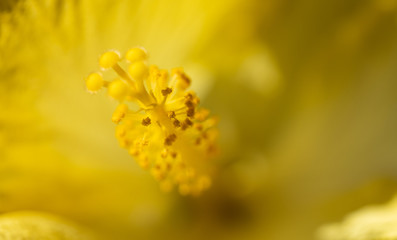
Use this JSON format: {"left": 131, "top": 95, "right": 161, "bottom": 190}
{"left": 86, "top": 47, "right": 218, "bottom": 196}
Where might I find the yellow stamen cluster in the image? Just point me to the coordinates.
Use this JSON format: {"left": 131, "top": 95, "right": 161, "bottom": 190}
{"left": 86, "top": 47, "right": 218, "bottom": 196}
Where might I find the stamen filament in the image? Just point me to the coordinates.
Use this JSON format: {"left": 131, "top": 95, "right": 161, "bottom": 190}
{"left": 112, "top": 64, "right": 136, "bottom": 89}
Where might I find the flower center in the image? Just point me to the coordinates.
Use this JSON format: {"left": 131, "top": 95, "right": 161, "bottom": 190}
{"left": 85, "top": 47, "right": 218, "bottom": 196}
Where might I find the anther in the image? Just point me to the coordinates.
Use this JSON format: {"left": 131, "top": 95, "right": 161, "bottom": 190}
{"left": 168, "top": 111, "right": 176, "bottom": 119}
{"left": 112, "top": 104, "right": 129, "bottom": 124}
{"left": 142, "top": 117, "right": 151, "bottom": 126}
{"left": 151, "top": 168, "right": 166, "bottom": 181}
{"left": 185, "top": 93, "right": 194, "bottom": 100}
{"left": 207, "top": 144, "right": 217, "bottom": 154}
{"left": 185, "top": 100, "right": 194, "bottom": 108}
{"left": 187, "top": 108, "right": 195, "bottom": 118}
{"left": 176, "top": 73, "right": 191, "bottom": 90}
{"left": 194, "top": 123, "right": 203, "bottom": 131}
{"left": 172, "top": 68, "right": 191, "bottom": 90}
{"left": 170, "top": 151, "right": 178, "bottom": 159}
{"left": 164, "top": 134, "right": 177, "bottom": 146}
{"left": 129, "top": 148, "right": 140, "bottom": 157}
{"left": 161, "top": 87, "right": 173, "bottom": 96}
{"left": 173, "top": 119, "right": 181, "bottom": 128}
{"left": 185, "top": 118, "right": 193, "bottom": 126}
{"left": 181, "top": 118, "right": 193, "bottom": 130}
{"left": 195, "top": 108, "right": 210, "bottom": 121}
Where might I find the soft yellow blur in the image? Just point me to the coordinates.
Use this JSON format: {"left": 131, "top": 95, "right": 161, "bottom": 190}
{"left": 317, "top": 194, "right": 397, "bottom": 239}
{"left": 0, "top": 211, "right": 97, "bottom": 240}
{"left": 1, "top": 0, "right": 397, "bottom": 239}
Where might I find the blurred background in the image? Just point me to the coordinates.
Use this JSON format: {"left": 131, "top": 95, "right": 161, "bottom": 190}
{"left": 1, "top": 0, "right": 397, "bottom": 239}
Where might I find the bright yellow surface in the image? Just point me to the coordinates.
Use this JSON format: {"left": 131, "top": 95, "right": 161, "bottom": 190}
{"left": 1, "top": 0, "right": 397, "bottom": 239}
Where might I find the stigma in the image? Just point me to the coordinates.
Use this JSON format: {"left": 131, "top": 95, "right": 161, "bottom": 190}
{"left": 86, "top": 47, "right": 218, "bottom": 196}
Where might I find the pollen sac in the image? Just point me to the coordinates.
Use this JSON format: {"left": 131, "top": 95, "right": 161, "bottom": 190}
{"left": 112, "top": 104, "right": 129, "bottom": 123}
{"left": 86, "top": 47, "right": 218, "bottom": 196}
{"left": 164, "top": 134, "right": 177, "bottom": 146}
{"left": 141, "top": 117, "right": 151, "bottom": 126}
{"left": 161, "top": 88, "right": 172, "bottom": 96}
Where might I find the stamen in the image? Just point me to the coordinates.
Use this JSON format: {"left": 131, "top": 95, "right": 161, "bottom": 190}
{"left": 164, "top": 134, "right": 177, "bottom": 146}
{"left": 173, "top": 119, "right": 181, "bottom": 128}
{"left": 112, "top": 104, "right": 129, "bottom": 124}
{"left": 86, "top": 47, "right": 218, "bottom": 196}
{"left": 161, "top": 88, "right": 172, "bottom": 96}
{"left": 112, "top": 64, "right": 136, "bottom": 89}
{"left": 170, "top": 151, "right": 178, "bottom": 159}
{"left": 187, "top": 108, "right": 195, "bottom": 118}
{"left": 168, "top": 111, "right": 176, "bottom": 119}
{"left": 141, "top": 117, "right": 151, "bottom": 126}
{"left": 185, "top": 118, "right": 193, "bottom": 126}
{"left": 194, "top": 123, "right": 203, "bottom": 131}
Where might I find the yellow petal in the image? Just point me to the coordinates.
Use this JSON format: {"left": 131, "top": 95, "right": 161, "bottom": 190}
{"left": 0, "top": 211, "right": 97, "bottom": 240}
